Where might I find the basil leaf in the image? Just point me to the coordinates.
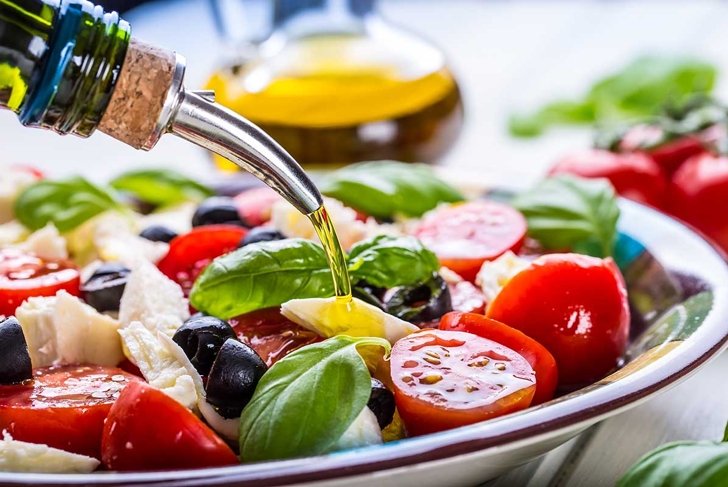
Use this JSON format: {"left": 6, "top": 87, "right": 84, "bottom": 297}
{"left": 239, "top": 335, "right": 390, "bottom": 461}
{"left": 14, "top": 177, "right": 123, "bottom": 232}
{"left": 319, "top": 161, "right": 464, "bottom": 219}
{"left": 513, "top": 175, "right": 620, "bottom": 257}
{"left": 110, "top": 169, "right": 213, "bottom": 206}
{"left": 189, "top": 239, "right": 334, "bottom": 319}
{"left": 348, "top": 235, "right": 440, "bottom": 288}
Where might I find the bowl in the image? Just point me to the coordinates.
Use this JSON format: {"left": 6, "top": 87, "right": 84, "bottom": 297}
{"left": 3, "top": 197, "right": 728, "bottom": 487}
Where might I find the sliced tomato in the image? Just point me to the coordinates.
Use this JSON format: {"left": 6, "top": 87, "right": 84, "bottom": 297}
{"left": 234, "top": 187, "right": 283, "bottom": 227}
{"left": 0, "top": 365, "right": 139, "bottom": 458}
{"left": 230, "top": 307, "right": 322, "bottom": 366}
{"left": 440, "top": 312, "right": 557, "bottom": 405}
{"left": 157, "top": 225, "right": 247, "bottom": 294}
{"left": 0, "top": 248, "right": 80, "bottom": 317}
{"left": 487, "top": 253, "right": 629, "bottom": 388}
{"left": 101, "top": 381, "right": 238, "bottom": 471}
{"left": 412, "top": 201, "right": 526, "bottom": 283}
{"left": 390, "top": 329, "right": 535, "bottom": 436}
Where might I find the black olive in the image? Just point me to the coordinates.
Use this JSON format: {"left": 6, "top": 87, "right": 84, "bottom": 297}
{"left": 368, "top": 378, "right": 395, "bottom": 429}
{"left": 352, "top": 281, "right": 387, "bottom": 310}
{"left": 0, "top": 317, "right": 32, "bottom": 384}
{"left": 173, "top": 316, "right": 237, "bottom": 376}
{"left": 139, "top": 225, "right": 178, "bottom": 243}
{"left": 205, "top": 339, "right": 267, "bottom": 418}
{"left": 384, "top": 273, "right": 453, "bottom": 323}
{"left": 192, "top": 197, "right": 247, "bottom": 227}
{"left": 239, "top": 227, "right": 286, "bottom": 247}
{"left": 81, "top": 263, "right": 131, "bottom": 313}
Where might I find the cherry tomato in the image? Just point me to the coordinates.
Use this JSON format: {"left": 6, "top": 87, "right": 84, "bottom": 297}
{"left": 549, "top": 149, "right": 667, "bottom": 209}
{"left": 390, "top": 329, "right": 535, "bottom": 436}
{"left": 620, "top": 124, "right": 706, "bottom": 176}
{"left": 445, "top": 271, "right": 486, "bottom": 315}
{"left": 440, "top": 312, "right": 557, "bottom": 405}
{"left": 157, "top": 225, "right": 247, "bottom": 294}
{"left": 487, "top": 254, "right": 629, "bottom": 388}
{"left": 234, "top": 187, "right": 283, "bottom": 227}
{"left": 101, "top": 381, "right": 238, "bottom": 471}
{"left": 0, "top": 248, "right": 80, "bottom": 317}
{"left": 230, "top": 307, "right": 322, "bottom": 366}
{"left": 0, "top": 365, "right": 139, "bottom": 458}
{"left": 412, "top": 201, "right": 527, "bottom": 282}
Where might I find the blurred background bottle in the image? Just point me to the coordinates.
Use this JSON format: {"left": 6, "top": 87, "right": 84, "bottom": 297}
{"left": 206, "top": 0, "right": 464, "bottom": 169}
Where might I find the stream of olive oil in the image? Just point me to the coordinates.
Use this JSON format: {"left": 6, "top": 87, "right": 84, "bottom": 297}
{"left": 309, "top": 206, "right": 352, "bottom": 302}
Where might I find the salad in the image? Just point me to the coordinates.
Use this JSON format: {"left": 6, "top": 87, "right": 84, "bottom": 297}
{"left": 0, "top": 161, "right": 630, "bottom": 473}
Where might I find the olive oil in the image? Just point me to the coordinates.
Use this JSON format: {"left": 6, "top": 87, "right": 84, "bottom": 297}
{"left": 309, "top": 206, "right": 352, "bottom": 301}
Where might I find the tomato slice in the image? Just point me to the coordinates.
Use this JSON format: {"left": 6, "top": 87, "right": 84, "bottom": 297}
{"left": 230, "top": 307, "right": 322, "bottom": 366}
{"left": 390, "top": 329, "right": 535, "bottom": 436}
{"left": 101, "top": 381, "right": 238, "bottom": 471}
{"left": 412, "top": 201, "right": 526, "bottom": 282}
{"left": 440, "top": 312, "right": 557, "bottom": 405}
{"left": 487, "top": 253, "right": 629, "bottom": 388}
{"left": 157, "top": 225, "right": 247, "bottom": 294}
{"left": 0, "top": 248, "right": 80, "bottom": 318}
{"left": 0, "top": 365, "right": 139, "bottom": 458}
{"left": 234, "top": 187, "right": 283, "bottom": 227}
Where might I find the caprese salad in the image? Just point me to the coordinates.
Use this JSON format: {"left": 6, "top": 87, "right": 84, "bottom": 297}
{"left": 0, "top": 161, "right": 629, "bottom": 473}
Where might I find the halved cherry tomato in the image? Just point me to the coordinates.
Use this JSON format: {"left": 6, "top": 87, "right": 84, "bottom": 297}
{"left": 234, "top": 187, "right": 283, "bottom": 227}
{"left": 411, "top": 201, "right": 526, "bottom": 282}
{"left": 230, "top": 307, "right": 322, "bottom": 366}
{"left": 487, "top": 254, "right": 629, "bottom": 388}
{"left": 157, "top": 225, "right": 247, "bottom": 294}
{"left": 390, "top": 329, "right": 535, "bottom": 436}
{"left": 440, "top": 312, "right": 557, "bottom": 405}
{"left": 0, "top": 248, "right": 80, "bottom": 316}
{"left": 101, "top": 381, "right": 238, "bottom": 471}
{"left": 0, "top": 365, "right": 139, "bottom": 458}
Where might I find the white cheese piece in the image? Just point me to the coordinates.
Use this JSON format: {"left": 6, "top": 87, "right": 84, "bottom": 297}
{"left": 0, "top": 167, "right": 39, "bottom": 224}
{"left": 0, "top": 432, "right": 99, "bottom": 473}
{"left": 0, "top": 221, "right": 29, "bottom": 246}
{"left": 475, "top": 251, "right": 530, "bottom": 303}
{"left": 15, "top": 296, "right": 57, "bottom": 368}
{"left": 20, "top": 224, "right": 68, "bottom": 260}
{"left": 329, "top": 407, "right": 382, "bottom": 452}
{"left": 139, "top": 201, "right": 195, "bottom": 235}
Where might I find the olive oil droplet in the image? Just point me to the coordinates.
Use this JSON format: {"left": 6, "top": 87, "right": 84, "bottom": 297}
{"left": 309, "top": 206, "right": 352, "bottom": 301}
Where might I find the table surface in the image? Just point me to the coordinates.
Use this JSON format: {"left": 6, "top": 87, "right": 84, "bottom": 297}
{"left": 3, "top": 1, "right": 728, "bottom": 485}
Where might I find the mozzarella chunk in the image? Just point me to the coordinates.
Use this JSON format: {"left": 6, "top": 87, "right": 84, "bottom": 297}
{"left": 20, "top": 224, "right": 68, "bottom": 260}
{"left": 0, "top": 433, "right": 99, "bottom": 473}
{"left": 139, "top": 201, "right": 195, "bottom": 235}
{"left": 475, "top": 251, "right": 530, "bottom": 303}
{"left": 0, "top": 221, "right": 29, "bottom": 246}
{"left": 0, "top": 167, "right": 38, "bottom": 224}
{"left": 15, "top": 296, "right": 57, "bottom": 367}
{"left": 281, "top": 297, "right": 418, "bottom": 345}
{"left": 329, "top": 407, "right": 382, "bottom": 452}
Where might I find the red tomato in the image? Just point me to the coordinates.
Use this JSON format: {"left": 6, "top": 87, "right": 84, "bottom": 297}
{"left": 0, "top": 248, "right": 80, "bottom": 317}
{"left": 157, "top": 225, "right": 247, "bottom": 294}
{"left": 101, "top": 381, "right": 238, "bottom": 471}
{"left": 412, "top": 201, "right": 526, "bottom": 282}
{"left": 487, "top": 254, "right": 629, "bottom": 388}
{"left": 445, "top": 270, "right": 487, "bottom": 315}
{"left": 440, "top": 312, "right": 558, "bottom": 405}
{"left": 234, "top": 187, "right": 283, "bottom": 227}
{"left": 230, "top": 307, "right": 322, "bottom": 366}
{"left": 0, "top": 365, "right": 139, "bottom": 458}
{"left": 620, "top": 124, "right": 706, "bottom": 176}
{"left": 390, "top": 329, "right": 535, "bottom": 436}
{"left": 549, "top": 149, "right": 667, "bottom": 209}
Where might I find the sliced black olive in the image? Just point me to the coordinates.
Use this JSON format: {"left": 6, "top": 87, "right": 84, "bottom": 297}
{"left": 205, "top": 339, "right": 267, "bottom": 418}
{"left": 352, "top": 281, "right": 387, "bottom": 310}
{"left": 384, "top": 273, "right": 452, "bottom": 323}
{"left": 368, "top": 378, "right": 395, "bottom": 429}
{"left": 172, "top": 316, "right": 237, "bottom": 376}
{"left": 139, "top": 225, "right": 178, "bottom": 243}
{"left": 239, "top": 227, "right": 286, "bottom": 247}
{"left": 81, "top": 263, "right": 131, "bottom": 313}
{"left": 0, "top": 317, "right": 32, "bottom": 384}
{"left": 192, "top": 197, "right": 247, "bottom": 227}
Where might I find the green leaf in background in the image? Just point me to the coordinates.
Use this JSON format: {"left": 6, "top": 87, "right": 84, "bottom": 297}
{"left": 348, "top": 235, "right": 440, "bottom": 288}
{"left": 509, "top": 56, "right": 718, "bottom": 137}
{"left": 513, "top": 175, "right": 620, "bottom": 257}
{"left": 14, "top": 177, "right": 123, "bottom": 232}
{"left": 319, "top": 161, "right": 464, "bottom": 219}
{"left": 618, "top": 422, "right": 728, "bottom": 487}
{"left": 110, "top": 169, "right": 213, "bottom": 207}
{"left": 239, "top": 335, "right": 390, "bottom": 461}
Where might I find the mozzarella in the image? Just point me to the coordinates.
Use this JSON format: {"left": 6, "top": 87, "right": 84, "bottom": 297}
{"left": 15, "top": 296, "right": 57, "bottom": 368}
{"left": 0, "top": 167, "right": 38, "bottom": 224}
{"left": 329, "top": 407, "right": 382, "bottom": 452}
{"left": 0, "top": 221, "right": 28, "bottom": 246}
{"left": 20, "top": 224, "right": 68, "bottom": 260}
{"left": 0, "top": 432, "right": 99, "bottom": 473}
{"left": 475, "top": 251, "right": 530, "bottom": 303}
{"left": 139, "top": 201, "right": 195, "bottom": 235}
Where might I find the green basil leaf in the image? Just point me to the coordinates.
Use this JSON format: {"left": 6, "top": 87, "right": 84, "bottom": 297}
{"left": 239, "top": 335, "right": 390, "bottom": 461}
{"left": 513, "top": 175, "right": 620, "bottom": 257}
{"left": 348, "top": 235, "right": 440, "bottom": 288}
{"left": 319, "top": 161, "right": 464, "bottom": 219}
{"left": 110, "top": 169, "right": 213, "bottom": 206}
{"left": 14, "top": 177, "right": 123, "bottom": 232}
{"left": 189, "top": 238, "right": 334, "bottom": 319}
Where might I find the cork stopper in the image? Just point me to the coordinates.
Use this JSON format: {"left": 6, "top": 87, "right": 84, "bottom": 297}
{"left": 99, "top": 39, "right": 179, "bottom": 150}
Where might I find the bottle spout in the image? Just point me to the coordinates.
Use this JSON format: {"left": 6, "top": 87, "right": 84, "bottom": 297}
{"left": 168, "top": 88, "right": 323, "bottom": 215}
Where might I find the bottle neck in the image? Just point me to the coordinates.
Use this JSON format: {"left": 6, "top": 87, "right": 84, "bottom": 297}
{"left": 272, "top": 0, "right": 376, "bottom": 38}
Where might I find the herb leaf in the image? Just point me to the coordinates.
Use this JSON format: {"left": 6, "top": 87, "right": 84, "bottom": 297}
{"left": 513, "top": 175, "right": 620, "bottom": 257}
{"left": 110, "top": 169, "right": 213, "bottom": 207}
{"left": 239, "top": 335, "right": 390, "bottom": 461}
{"left": 348, "top": 235, "right": 440, "bottom": 288}
{"left": 14, "top": 177, "right": 123, "bottom": 232}
{"left": 319, "top": 161, "right": 464, "bottom": 219}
